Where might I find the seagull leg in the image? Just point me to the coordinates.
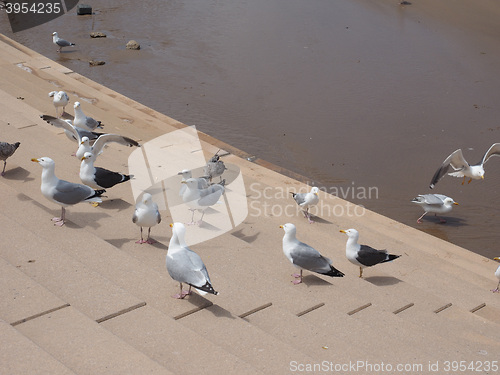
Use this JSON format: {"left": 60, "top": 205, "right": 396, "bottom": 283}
{"left": 491, "top": 281, "right": 500, "bottom": 293}
{"left": 417, "top": 212, "right": 427, "bottom": 224}
{"left": 1, "top": 161, "right": 6, "bottom": 176}
{"left": 52, "top": 207, "right": 65, "bottom": 226}
{"left": 145, "top": 227, "right": 157, "bottom": 244}
{"left": 135, "top": 227, "right": 146, "bottom": 244}
{"left": 197, "top": 211, "right": 206, "bottom": 226}
{"left": 292, "top": 269, "right": 303, "bottom": 284}
{"left": 186, "top": 209, "right": 197, "bottom": 225}
{"left": 307, "top": 209, "right": 315, "bottom": 224}
{"left": 359, "top": 267, "right": 363, "bottom": 278}
{"left": 468, "top": 178, "right": 472, "bottom": 184}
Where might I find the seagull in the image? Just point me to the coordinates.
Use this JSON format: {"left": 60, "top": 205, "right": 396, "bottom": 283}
{"left": 430, "top": 143, "right": 500, "bottom": 188}
{"left": 80, "top": 152, "right": 132, "bottom": 190}
{"left": 166, "top": 223, "right": 218, "bottom": 299}
{"left": 52, "top": 32, "right": 75, "bottom": 53}
{"left": 40, "top": 114, "right": 104, "bottom": 144}
{"left": 73, "top": 102, "right": 103, "bottom": 131}
{"left": 132, "top": 193, "right": 161, "bottom": 244}
{"left": 204, "top": 150, "right": 227, "bottom": 182}
{"left": 0, "top": 141, "right": 20, "bottom": 176}
{"left": 340, "top": 228, "right": 400, "bottom": 278}
{"left": 280, "top": 223, "right": 344, "bottom": 284}
{"left": 411, "top": 194, "right": 459, "bottom": 223}
{"left": 76, "top": 135, "right": 140, "bottom": 160}
{"left": 31, "top": 157, "right": 105, "bottom": 226}
{"left": 492, "top": 257, "right": 500, "bottom": 293}
{"left": 291, "top": 186, "right": 319, "bottom": 223}
{"left": 48, "top": 91, "right": 69, "bottom": 117}
{"left": 181, "top": 178, "right": 225, "bottom": 225}
{"left": 178, "top": 169, "right": 209, "bottom": 197}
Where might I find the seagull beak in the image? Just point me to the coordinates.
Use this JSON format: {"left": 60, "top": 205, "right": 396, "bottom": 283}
{"left": 181, "top": 181, "right": 186, "bottom": 184}
{"left": 481, "top": 175, "right": 484, "bottom": 179}
{"left": 177, "top": 172, "right": 183, "bottom": 175}
{"left": 81, "top": 156, "right": 86, "bottom": 161}
{"left": 31, "top": 158, "right": 39, "bottom": 163}
{"left": 169, "top": 223, "right": 174, "bottom": 228}
{"left": 279, "top": 225, "right": 283, "bottom": 228}
{"left": 453, "top": 202, "right": 459, "bottom": 205}
{"left": 494, "top": 257, "right": 500, "bottom": 262}
{"left": 339, "top": 230, "right": 346, "bottom": 233}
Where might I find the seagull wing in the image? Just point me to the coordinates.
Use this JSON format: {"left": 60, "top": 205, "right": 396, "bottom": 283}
{"left": 480, "top": 143, "right": 500, "bottom": 165}
{"left": 429, "top": 149, "right": 468, "bottom": 188}
{"left": 40, "top": 115, "right": 80, "bottom": 142}
{"left": 91, "top": 134, "right": 140, "bottom": 155}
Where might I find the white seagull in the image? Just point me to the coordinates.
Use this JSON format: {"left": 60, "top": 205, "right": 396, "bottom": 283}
{"left": 76, "top": 135, "right": 140, "bottom": 160}
{"left": 340, "top": 229, "right": 400, "bottom": 278}
{"left": 31, "top": 157, "right": 105, "bottom": 226}
{"left": 132, "top": 193, "right": 161, "bottom": 244}
{"left": 181, "top": 178, "right": 225, "bottom": 225}
{"left": 48, "top": 91, "right": 69, "bottom": 117}
{"left": 178, "top": 169, "right": 209, "bottom": 197}
{"left": 291, "top": 186, "right": 319, "bottom": 223}
{"left": 492, "top": 257, "right": 500, "bottom": 293}
{"left": 80, "top": 152, "right": 132, "bottom": 190}
{"left": 52, "top": 32, "right": 75, "bottom": 53}
{"left": 412, "top": 194, "right": 459, "bottom": 223}
{"left": 430, "top": 143, "right": 500, "bottom": 188}
{"left": 280, "top": 223, "right": 344, "bottom": 284}
{"left": 166, "top": 223, "right": 218, "bottom": 299}
{"left": 73, "top": 102, "right": 103, "bottom": 131}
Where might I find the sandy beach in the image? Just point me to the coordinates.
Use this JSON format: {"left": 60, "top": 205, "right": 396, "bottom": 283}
{"left": 1, "top": 1, "right": 500, "bottom": 373}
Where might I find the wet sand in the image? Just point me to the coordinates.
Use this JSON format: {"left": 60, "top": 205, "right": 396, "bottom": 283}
{"left": 1, "top": 0, "right": 500, "bottom": 258}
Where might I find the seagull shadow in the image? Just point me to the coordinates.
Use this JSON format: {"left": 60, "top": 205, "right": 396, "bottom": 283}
{"left": 3, "top": 167, "right": 34, "bottom": 182}
{"left": 301, "top": 274, "right": 334, "bottom": 286}
{"left": 419, "top": 216, "right": 467, "bottom": 227}
{"left": 364, "top": 276, "right": 402, "bottom": 286}
{"left": 98, "top": 198, "right": 133, "bottom": 211}
{"left": 230, "top": 228, "right": 260, "bottom": 243}
{"left": 205, "top": 304, "right": 235, "bottom": 319}
{"left": 308, "top": 215, "right": 332, "bottom": 225}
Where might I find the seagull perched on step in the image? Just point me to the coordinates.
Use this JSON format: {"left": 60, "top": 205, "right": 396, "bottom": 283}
{"left": 31, "top": 157, "right": 105, "bottom": 226}
{"left": 80, "top": 152, "right": 132, "bottom": 190}
{"left": 0, "top": 141, "right": 20, "bottom": 176}
{"left": 133, "top": 193, "right": 161, "bottom": 244}
{"left": 178, "top": 169, "right": 209, "bottom": 197}
{"left": 48, "top": 91, "right": 69, "bottom": 117}
{"left": 181, "top": 178, "right": 224, "bottom": 226}
{"left": 204, "top": 150, "right": 227, "bottom": 182}
{"left": 340, "top": 228, "right": 400, "bottom": 278}
{"left": 430, "top": 143, "right": 500, "bottom": 188}
{"left": 280, "top": 223, "right": 344, "bottom": 284}
{"left": 291, "top": 186, "right": 319, "bottom": 223}
{"left": 52, "top": 32, "right": 75, "bottom": 52}
{"left": 492, "top": 257, "right": 500, "bottom": 293}
{"left": 73, "top": 102, "right": 103, "bottom": 131}
{"left": 412, "top": 194, "right": 459, "bottom": 223}
{"left": 166, "top": 223, "right": 218, "bottom": 299}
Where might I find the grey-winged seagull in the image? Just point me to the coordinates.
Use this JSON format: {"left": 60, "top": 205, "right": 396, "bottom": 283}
{"left": 132, "top": 193, "right": 161, "bottom": 244}
{"left": 73, "top": 102, "right": 103, "bottom": 131}
{"left": 291, "top": 186, "right": 319, "bottom": 223}
{"left": 76, "top": 135, "right": 139, "bottom": 160}
{"left": 48, "top": 91, "right": 69, "bottom": 118}
{"left": 52, "top": 32, "right": 75, "bottom": 53}
{"left": 412, "top": 194, "right": 459, "bottom": 223}
{"left": 181, "top": 177, "right": 224, "bottom": 225}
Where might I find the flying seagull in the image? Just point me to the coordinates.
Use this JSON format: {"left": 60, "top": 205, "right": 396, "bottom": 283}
{"left": 31, "top": 157, "right": 105, "bottom": 226}
{"left": 340, "top": 228, "right": 400, "bottom": 278}
{"left": 280, "top": 223, "right": 344, "bottom": 284}
{"left": 52, "top": 32, "right": 75, "bottom": 52}
{"left": 291, "top": 186, "right": 319, "bottom": 223}
{"left": 48, "top": 91, "right": 69, "bottom": 118}
{"left": 80, "top": 152, "right": 132, "bottom": 190}
{"left": 166, "top": 223, "right": 219, "bottom": 299}
{"left": 430, "top": 143, "right": 500, "bottom": 188}
{"left": 73, "top": 101, "right": 103, "bottom": 131}
{"left": 411, "top": 194, "right": 459, "bottom": 223}
{"left": 0, "top": 141, "right": 20, "bottom": 176}
{"left": 132, "top": 193, "right": 161, "bottom": 244}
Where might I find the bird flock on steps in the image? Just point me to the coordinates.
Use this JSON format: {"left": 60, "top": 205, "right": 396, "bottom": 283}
{"left": 2, "top": 75, "right": 500, "bottom": 296}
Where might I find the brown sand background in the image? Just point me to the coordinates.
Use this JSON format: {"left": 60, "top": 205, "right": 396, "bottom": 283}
{"left": 1, "top": 0, "right": 500, "bottom": 258}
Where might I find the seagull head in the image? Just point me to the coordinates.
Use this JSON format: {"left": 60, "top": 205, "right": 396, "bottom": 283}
{"left": 31, "top": 157, "right": 55, "bottom": 169}
{"left": 443, "top": 197, "right": 459, "bottom": 206}
{"left": 81, "top": 152, "right": 94, "bottom": 162}
{"left": 52, "top": 32, "right": 58, "bottom": 37}
{"left": 340, "top": 228, "right": 359, "bottom": 239}
{"left": 170, "top": 222, "right": 187, "bottom": 245}
{"left": 280, "top": 223, "right": 296, "bottom": 235}
{"left": 177, "top": 169, "right": 192, "bottom": 179}
{"left": 311, "top": 186, "right": 319, "bottom": 195}
{"left": 74, "top": 101, "right": 81, "bottom": 109}
{"left": 141, "top": 192, "right": 152, "bottom": 205}
{"left": 181, "top": 178, "right": 198, "bottom": 188}
{"left": 80, "top": 136, "right": 90, "bottom": 146}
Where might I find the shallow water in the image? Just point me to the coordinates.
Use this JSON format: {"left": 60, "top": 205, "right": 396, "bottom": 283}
{"left": 2, "top": 0, "right": 500, "bottom": 258}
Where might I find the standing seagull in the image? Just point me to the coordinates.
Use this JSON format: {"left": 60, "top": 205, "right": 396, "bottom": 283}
{"left": 166, "top": 223, "right": 218, "bottom": 299}
{"left": 132, "top": 193, "right": 161, "bottom": 244}
{"left": 0, "top": 141, "right": 20, "bottom": 176}
{"left": 340, "top": 228, "right": 400, "bottom": 278}
{"left": 48, "top": 91, "right": 69, "bottom": 118}
{"left": 31, "top": 157, "right": 105, "bottom": 226}
{"left": 204, "top": 150, "right": 227, "bottom": 182}
{"left": 80, "top": 152, "right": 132, "bottom": 190}
{"left": 280, "top": 223, "right": 344, "bottom": 284}
{"left": 73, "top": 102, "right": 103, "bottom": 131}
{"left": 291, "top": 186, "right": 319, "bottom": 223}
{"left": 492, "top": 257, "right": 500, "bottom": 293}
{"left": 52, "top": 32, "right": 75, "bottom": 52}
{"left": 412, "top": 194, "right": 459, "bottom": 223}
{"left": 181, "top": 178, "right": 225, "bottom": 225}
{"left": 178, "top": 169, "right": 209, "bottom": 197}
{"left": 430, "top": 143, "right": 500, "bottom": 188}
